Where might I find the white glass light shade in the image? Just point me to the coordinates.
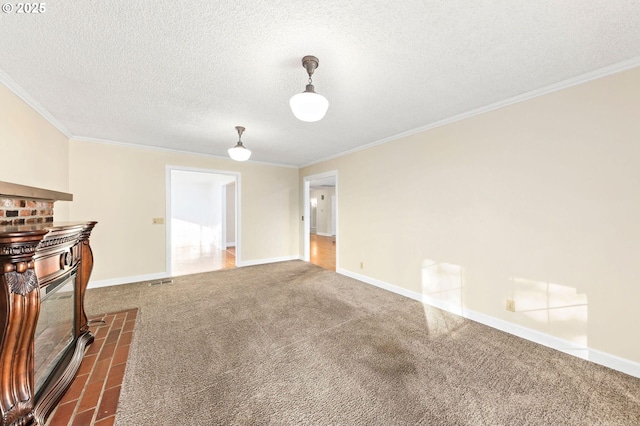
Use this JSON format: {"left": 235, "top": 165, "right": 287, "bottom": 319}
{"left": 228, "top": 144, "right": 251, "bottom": 161}
{"left": 290, "top": 91, "right": 329, "bottom": 122}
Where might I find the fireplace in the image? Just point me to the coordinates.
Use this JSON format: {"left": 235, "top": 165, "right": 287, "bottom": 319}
{"left": 34, "top": 274, "right": 76, "bottom": 394}
{"left": 0, "top": 182, "right": 96, "bottom": 426}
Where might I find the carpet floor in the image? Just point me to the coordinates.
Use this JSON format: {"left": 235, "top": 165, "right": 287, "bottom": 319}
{"left": 84, "top": 260, "right": 640, "bottom": 425}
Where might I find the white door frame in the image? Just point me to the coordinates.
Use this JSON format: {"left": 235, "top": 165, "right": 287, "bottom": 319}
{"left": 303, "top": 170, "right": 338, "bottom": 266}
{"left": 166, "top": 165, "right": 241, "bottom": 276}
{"left": 221, "top": 184, "right": 227, "bottom": 250}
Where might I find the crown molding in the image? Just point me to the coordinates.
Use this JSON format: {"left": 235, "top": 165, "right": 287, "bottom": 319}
{"left": 0, "top": 67, "right": 74, "bottom": 139}
{"left": 3, "top": 56, "right": 639, "bottom": 171}
{"left": 301, "top": 57, "right": 640, "bottom": 168}
{"left": 71, "top": 136, "right": 298, "bottom": 169}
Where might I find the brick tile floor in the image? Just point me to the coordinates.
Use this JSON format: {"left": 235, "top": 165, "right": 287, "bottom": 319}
{"left": 46, "top": 309, "right": 138, "bottom": 426}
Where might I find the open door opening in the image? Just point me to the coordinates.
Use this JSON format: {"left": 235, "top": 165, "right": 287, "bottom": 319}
{"left": 304, "top": 171, "right": 337, "bottom": 271}
{"left": 167, "top": 167, "right": 239, "bottom": 277}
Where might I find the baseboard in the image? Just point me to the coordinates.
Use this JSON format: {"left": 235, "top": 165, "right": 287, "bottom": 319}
{"left": 588, "top": 348, "right": 640, "bottom": 379}
{"left": 88, "top": 272, "right": 170, "bottom": 290}
{"left": 463, "top": 308, "right": 640, "bottom": 378}
{"left": 461, "top": 306, "right": 589, "bottom": 358}
{"left": 337, "top": 268, "right": 424, "bottom": 302}
{"left": 236, "top": 255, "right": 300, "bottom": 267}
{"left": 336, "top": 267, "right": 640, "bottom": 379}
{"left": 89, "top": 256, "right": 300, "bottom": 288}
{"left": 226, "top": 242, "right": 236, "bottom": 247}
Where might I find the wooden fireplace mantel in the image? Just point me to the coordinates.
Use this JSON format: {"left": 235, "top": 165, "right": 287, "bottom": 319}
{"left": 0, "top": 221, "right": 96, "bottom": 426}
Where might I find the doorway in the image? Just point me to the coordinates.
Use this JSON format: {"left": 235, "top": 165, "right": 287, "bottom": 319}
{"left": 304, "top": 171, "right": 337, "bottom": 271}
{"left": 167, "top": 167, "right": 239, "bottom": 277}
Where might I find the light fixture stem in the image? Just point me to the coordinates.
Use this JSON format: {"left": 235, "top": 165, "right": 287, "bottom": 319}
{"left": 235, "top": 126, "right": 245, "bottom": 141}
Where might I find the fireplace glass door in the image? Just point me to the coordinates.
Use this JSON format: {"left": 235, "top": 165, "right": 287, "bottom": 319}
{"left": 34, "top": 274, "right": 76, "bottom": 393}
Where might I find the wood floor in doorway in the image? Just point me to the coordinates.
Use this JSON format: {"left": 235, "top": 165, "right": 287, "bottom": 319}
{"left": 172, "top": 245, "right": 236, "bottom": 276}
{"left": 310, "top": 234, "right": 336, "bottom": 271}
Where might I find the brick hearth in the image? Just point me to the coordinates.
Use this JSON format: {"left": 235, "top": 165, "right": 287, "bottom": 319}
{"left": 46, "top": 309, "right": 138, "bottom": 426}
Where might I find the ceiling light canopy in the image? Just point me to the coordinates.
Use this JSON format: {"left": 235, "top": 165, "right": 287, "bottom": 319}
{"left": 228, "top": 126, "right": 251, "bottom": 161}
{"left": 290, "top": 55, "right": 329, "bottom": 122}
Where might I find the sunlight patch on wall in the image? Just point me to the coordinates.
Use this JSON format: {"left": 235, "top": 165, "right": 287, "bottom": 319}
{"left": 421, "top": 259, "right": 464, "bottom": 315}
{"left": 172, "top": 218, "right": 217, "bottom": 251}
{"left": 509, "top": 277, "right": 588, "bottom": 348}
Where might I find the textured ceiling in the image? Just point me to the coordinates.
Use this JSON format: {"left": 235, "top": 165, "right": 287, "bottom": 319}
{"left": 1, "top": 1, "right": 640, "bottom": 167}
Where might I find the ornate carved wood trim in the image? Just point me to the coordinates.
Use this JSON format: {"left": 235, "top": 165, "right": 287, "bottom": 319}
{"left": 0, "top": 222, "right": 96, "bottom": 426}
{"left": 32, "top": 332, "right": 94, "bottom": 425}
{"left": 0, "top": 261, "right": 41, "bottom": 426}
{"left": 76, "top": 222, "right": 96, "bottom": 334}
{"left": 0, "top": 245, "right": 37, "bottom": 257}
{"left": 36, "top": 234, "right": 78, "bottom": 250}
{"left": 5, "top": 267, "right": 37, "bottom": 296}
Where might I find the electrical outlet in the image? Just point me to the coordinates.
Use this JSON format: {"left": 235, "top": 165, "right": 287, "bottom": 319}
{"left": 152, "top": 218, "right": 164, "bottom": 225}
{"left": 506, "top": 299, "right": 516, "bottom": 312}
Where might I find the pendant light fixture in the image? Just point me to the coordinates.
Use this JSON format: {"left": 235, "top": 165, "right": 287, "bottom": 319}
{"left": 289, "top": 55, "right": 329, "bottom": 122}
{"left": 228, "top": 126, "right": 251, "bottom": 161}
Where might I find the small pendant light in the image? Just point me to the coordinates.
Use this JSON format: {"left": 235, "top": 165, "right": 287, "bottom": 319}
{"left": 228, "top": 126, "right": 251, "bottom": 161}
{"left": 289, "top": 55, "right": 329, "bottom": 122}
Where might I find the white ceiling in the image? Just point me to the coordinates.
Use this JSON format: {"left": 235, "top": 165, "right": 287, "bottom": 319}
{"left": 310, "top": 176, "right": 336, "bottom": 189}
{"left": 1, "top": 1, "right": 639, "bottom": 167}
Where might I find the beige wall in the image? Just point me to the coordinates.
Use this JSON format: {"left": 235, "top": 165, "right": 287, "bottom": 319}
{"left": 1, "top": 80, "right": 300, "bottom": 284}
{"left": 300, "top": 67, "right": 640, "bottom": 364}
{"left": 68, "top": 140, "right": 299, "bottom": 282}
{"left": 3, "top": 64, "right": 639, "bottom": 367}
{"left": 0, "top": 84, "right": 71, "bottom": 219}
